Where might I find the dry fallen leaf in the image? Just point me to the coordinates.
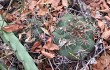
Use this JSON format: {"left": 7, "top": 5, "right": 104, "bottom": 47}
{"left": 62, "top": 0, "right": 68, "bottom": 7}
{"left": 90, "top": 2, "right": 98, "bottom": 8}
{"left": 44, "top": 22, "right": 49, "bottom": 29}
{"left": 40, "top": 0, "right": 51, "bottom": 4}
{"left": 97, "top": 20, "right": 105, "bottom": 32}
{"left": 40, "top": 27, "right": 50, "bottom": 35}
{"left": 105, "top": 16, "right": 110, "bottom": 21}
{"left": 92, "top": 52, "right": 110, "bottom": 70}
{"left": 54, "top": 5, "right": 63, "bottom": 11}
{"left": 51, "top": 0, "right": 60, "bottom": 7}
{"left": 107, "top": 0, "right": 110, "bottom": 4}
{"left": 2, "top": 24, "right": 25, "bottom": 32}
{"left": 43, "top": 37, "right": 59, "bottom": 50}
{"left": 43, "top": 43, "right": 59, "bottom": 50}
{"left": 40, "top": 0, "right": 60, "bottom": 7}
{"left": 31, "top": 42, "right": 41, "bottom": 52}
{"left": 102, "top": 0, "right": 109, "bottom": 9}
{"left": 37, "top": 8, "right": 49, "bottom": 16}
{"left": 28, "top": 0, "right": 37, "bottom": 10}
{"left": 100, "top": 54, "right": 110, "bottom": 66}
{"left": 5, "top": 14, "right": 17, "bottom": 22}
{"left": 41, "top": 48, "right": 55, "bottom": 58}
{"left": 101, "top": 30, "right": 110, "bottom": 41}
{"left": 31, "top": 37, "right": 59, "bottom": 58}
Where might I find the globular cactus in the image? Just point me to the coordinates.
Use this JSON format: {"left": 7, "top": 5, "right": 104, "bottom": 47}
{"left": 53, "top": 14, "right": 95, "bottom": 60}
{"left": 0, "top": 15, "right": 38, "bottom": 70}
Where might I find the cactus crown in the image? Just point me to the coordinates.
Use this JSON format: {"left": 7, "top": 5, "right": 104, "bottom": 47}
{"left": 53, "top": 13, "right": 95, "bottom": 60}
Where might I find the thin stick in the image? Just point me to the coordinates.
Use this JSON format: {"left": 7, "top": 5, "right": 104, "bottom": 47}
{"left": 48, "top": 59, "right": 54, "bottom": 70}
{"left": 0, "top": 52, "right": 14, "bottom": 60}
{"left": 11, "top": 11, "right": 32, "bottom": 24}
{"left": 81, "top": 43, "right": 104, "bottom": 69}
{"left": 75, "top": 61, "right": 79, "bottom": 70}
{"left": 4, "top": 0, "right": 13, "bottom": 17}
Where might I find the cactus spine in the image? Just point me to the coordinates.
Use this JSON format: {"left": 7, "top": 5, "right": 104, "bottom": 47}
{"left": 53, "top": 14, "right": 95, "bottom": 60}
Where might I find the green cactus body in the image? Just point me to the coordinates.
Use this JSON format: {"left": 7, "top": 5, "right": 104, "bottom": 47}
{"left": 53, "top": 14, "right": 95, "bottom": 60}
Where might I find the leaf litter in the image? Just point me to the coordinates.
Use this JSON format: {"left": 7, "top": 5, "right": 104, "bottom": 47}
{"left": 1, "top": 0, "right": 110, "bottom": 70}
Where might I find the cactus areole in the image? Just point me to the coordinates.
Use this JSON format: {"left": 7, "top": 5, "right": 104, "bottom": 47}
{"left": 53, "top": 14, "right": 95, "bottom": 60}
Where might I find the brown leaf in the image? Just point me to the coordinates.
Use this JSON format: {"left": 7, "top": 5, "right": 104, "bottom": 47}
{"left": 100, "top": 4, "right": 105, "bottom": 10}
{"left": 107, "top": 1, "right": 110, "bottom": 4}
{"left": 105, "top": 16, "right": 110, "bottom": 21}
{"left": 44, "top": 22, "right": 49, "bottom": 28}
{"left": 51, "top": 0, "right": 60, "bottom": 7}
{"left": 97, "top": 20, "right": 105, "bottom": 32}
{"left": 101, "top": 30, "right": 110, "bottom": 41}
{"left": 41, "top": 0, "right": 60, "bottom": 7}
{"left": 2, "top": 24, "right": 25, "bottom": 32}
{"left": 100, "top": 54, "right": 110, "bottom": 66}
{"left": 20, "top": 10, "right": 32, "bottom": 21}
{"left": 41, "top": 48, "right": 55, "bottom": 58}
{"left": 51, "top": 43, "right": 59, "bottom": 50}
{"left": 31, "top": 42, "right": 41, "bottom": 52}
{"left": 102, "top": 0, "right": 109, "bottom": 9}
{"left": 90, "top": 2, "right": 98, "bottom": 8}
{"left": 40, "top": 0, "right": 51, "bottom": 4}
{"left": 99, "top": 9, "right": 110, "bottom": 13}
{"left": 43, "top": 43, "right": 59, "bottom": 50}
{"left": 28, "top": 1, "right": 37, "bottom": 10}
{"left": 93, "top": 52, "right": 110, "bottom": 70}
{"left": 54, "top": 6, "right": 63, "bottom": 11}
{"left": 43, "top": 37, "right": 59, "bottom": 50}
{"left": 5, "top": 14, "right": 17, "bottom": 22}
{"left": 62, "top": 0, "right": 68, "bottom": 7}
{"left": 37, "top": 7, "right": 49, "bottom": 16}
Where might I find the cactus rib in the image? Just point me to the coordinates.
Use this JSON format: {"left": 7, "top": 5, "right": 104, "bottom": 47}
{"left": 53, "top": 14, "right": 95, "bottom": 60}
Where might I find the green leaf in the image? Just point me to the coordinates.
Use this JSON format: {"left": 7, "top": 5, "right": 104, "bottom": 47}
{"left": 0, "top": 15, "right": 38, "bottom": 70}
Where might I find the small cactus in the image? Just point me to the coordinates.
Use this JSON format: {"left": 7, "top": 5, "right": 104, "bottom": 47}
{"left": 53, "top": 14, "right": 95, "bottom": 60}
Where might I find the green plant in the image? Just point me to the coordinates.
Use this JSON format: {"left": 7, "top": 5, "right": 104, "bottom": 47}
{"left": 0, "top": 15, "right": 38, "bottom": 70}
{"left": 0, "top": 60, "right": 7, "bottom": 70}
{"left": 53, "top": 14, "right": 95, "bottom": 60}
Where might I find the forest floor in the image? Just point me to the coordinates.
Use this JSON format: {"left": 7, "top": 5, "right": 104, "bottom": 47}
{"left": 0, "top": 0, "right": 110, "bottom": 70}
